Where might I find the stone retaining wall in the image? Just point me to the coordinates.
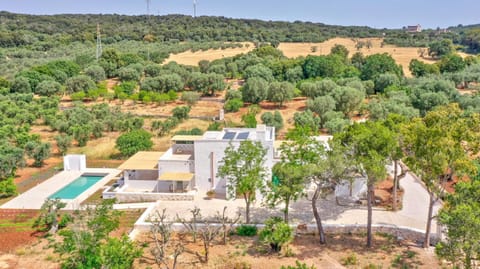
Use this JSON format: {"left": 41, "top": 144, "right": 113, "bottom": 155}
{"left": 107, "top": 192, "right": 194, "bottom": 203}
{"left": 133, "top": 222, "right": 436, "bottom": 244}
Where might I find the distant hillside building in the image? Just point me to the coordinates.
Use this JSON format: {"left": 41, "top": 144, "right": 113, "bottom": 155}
{"left": 406, "top": 24, "right": 422, "bottom": 33}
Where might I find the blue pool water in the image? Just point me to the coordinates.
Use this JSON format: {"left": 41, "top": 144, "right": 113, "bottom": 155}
{"left": 49, "top": 175, "right": 105, "bottom": 199}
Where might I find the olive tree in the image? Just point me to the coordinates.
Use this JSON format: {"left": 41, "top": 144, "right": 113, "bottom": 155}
{"left": 84, "top": 65, "right": 106, "bottom": 82}
{"left": 36, "top": 80, "right": 62, "bottom": 96}
{"left": 55, "top": 134, "right": 72, "bottom": 155}
{"left": 266, "top": 81, "right": 295, "bottom": 107}
{"left": 242, "top": 77, "right": 268, "bottom": 104}
{"left": 65, "top": 75, "right": 96, "bottom": 94}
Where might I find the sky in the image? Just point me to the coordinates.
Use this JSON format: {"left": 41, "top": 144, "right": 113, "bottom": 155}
{"left": 1, "top": 0, "right": 479, "bottom": 29}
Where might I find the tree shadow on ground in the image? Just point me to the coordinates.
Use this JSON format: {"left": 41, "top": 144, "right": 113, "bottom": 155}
{"left": 233, "top": 195, "right": 361, "bottom": 224}
{"left": 292, "top": 232, "right": 400, "bottom": 260}
{"left": 289, "top": 196, "right": 358, "bottom": 223}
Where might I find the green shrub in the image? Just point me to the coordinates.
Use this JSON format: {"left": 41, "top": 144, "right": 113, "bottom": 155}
{"left": 207, "top": 122, "right": 222, "bottom": 131}
{"left": 0, "top": 177, "right": 17, "bottom": 198}
{"left": 236, "top": 225, "right": 257, "bottom": 236}
{"left": 58, "top": 213, "right": 73, "bottom": 228}
{"left": 259, "top": 217, "right": 294, "bottom": 252}
{"left": 172, "top": 106, "right": 191, "bottom": 120}
{"left": 70, "top": 91, "right": 86, "bottom": 101}
{"left": 225, "top": 98, "right": 244, "bottom": 112}
{"left": 114, "top": 81, "right": 137, "bottom": 97}
{"left": 181, "top": 91, "right": 201, "bottom": 106}
{"left": 157, "top": 117, "right": 180, "bottom": 137}
{"left": 167, "top": 90, "right": 178, "bottom": 101}
{"left": 226, "top": 89, "right": 242, "bottom": 101}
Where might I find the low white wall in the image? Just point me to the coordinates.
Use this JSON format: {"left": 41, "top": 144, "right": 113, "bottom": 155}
{"left": 127, "top": 180, "right": 157, "bottom": 190}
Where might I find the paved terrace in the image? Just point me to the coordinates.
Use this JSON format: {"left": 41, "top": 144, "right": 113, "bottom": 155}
{"left": 147, "top": 171, "right": 441, "bottom": 232}
{"left": 1, "top": 168, "right": 120, "bottom": 210}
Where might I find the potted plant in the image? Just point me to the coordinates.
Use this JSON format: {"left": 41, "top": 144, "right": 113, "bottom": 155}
{"left": 206, "top": 189, "right": 216, "bottom": 199}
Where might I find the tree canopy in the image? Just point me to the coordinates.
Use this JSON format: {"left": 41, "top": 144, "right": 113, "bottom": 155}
{"left": 115, "top": 129, "right": 153, "bottom": 157}
{"left": 218, "top": 140, "right": 267, "bottom": 224}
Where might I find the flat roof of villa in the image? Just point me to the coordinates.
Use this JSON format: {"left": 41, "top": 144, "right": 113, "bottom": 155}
{"left": 160, "top": 154, "right": 192, "bottom": 161}
{"left": 118, "top": 151, "right": 164, "bottom": 170}
{"left": 171, "top": 135, "right": 203, "bottom": 141}
{"left": 200, "top": 125, "right": 274, "bottom": 141}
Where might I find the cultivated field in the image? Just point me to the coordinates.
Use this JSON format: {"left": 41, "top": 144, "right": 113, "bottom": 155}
{"left": 129, "top": 232, "right": 439, "bottom": 268}
{"left": 164, "top": 42, "right": 255, "bottom": 66}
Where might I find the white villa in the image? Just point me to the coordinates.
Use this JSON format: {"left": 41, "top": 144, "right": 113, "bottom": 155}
{"left": 104, "top": 125, "right": 277, "bottom": 202}
{"left": 1, "top": 124, "right": 365, "bottom": 208}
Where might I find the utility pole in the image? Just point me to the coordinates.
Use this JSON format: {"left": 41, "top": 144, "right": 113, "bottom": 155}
{"left": 146, "top": 0, "right": 151, "bottom": 61}
{"left": 146, "top": 0, "right": 150, "bottom": 17}
{"left": 193, "top": 0, "right": 197, "bottom": 18}
{"left": 96, "top": 23, "right": 102, "bottom": 61}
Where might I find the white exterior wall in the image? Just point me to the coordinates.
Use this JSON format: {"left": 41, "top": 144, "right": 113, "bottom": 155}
{"left": 126, "top": 170, "right": 157, "bottom": 181}
{"left": 124, "top": 170, "right": 157, "bottom": 188}
{"left": 158, "top": 160, "right": 193, "bottom": 174}
{"left": 127, "top": 180, "right": 158, "bottom": 191}
{"left": 155, "top": 181, "right": 174, "bottom": 192}
{"left": 193, "top": 126, "right": 276, "bottom": 198}
{"left": 63, "top": 155, "right": 86, "bottom": 171}
{"left": 158, "top": 148, "right": 194, "bottom": 174}
{"left": 193, "top": 140, "right": 232, "bottom": 193}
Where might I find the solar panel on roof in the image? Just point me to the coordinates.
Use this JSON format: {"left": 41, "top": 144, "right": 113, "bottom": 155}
{"left": 222, "top": 132, "right": 236, "bottom": 140}
{"left": 236, "top": 132, "right": 249, "bottom": 140}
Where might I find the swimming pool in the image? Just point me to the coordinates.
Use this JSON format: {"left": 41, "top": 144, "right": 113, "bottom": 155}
{"left": 49, "top": 174, "right": 106, "bottom": 199}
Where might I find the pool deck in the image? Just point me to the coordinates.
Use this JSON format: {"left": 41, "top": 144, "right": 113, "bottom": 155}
{"left": 1, "top": 168, "right": 121, "bottom": 210}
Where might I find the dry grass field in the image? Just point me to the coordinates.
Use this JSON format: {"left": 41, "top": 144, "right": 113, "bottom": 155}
{"left": 118, "top": 99, "right": 223, "bottom": 118}
{"left": 278, "top": 38, "right": 436, "bottom": 77}
{"left": 164, "top": 42, "right": 255, "bottom": 66}
{"left": 163, "top": 38, "right": 441, "bottom": 77}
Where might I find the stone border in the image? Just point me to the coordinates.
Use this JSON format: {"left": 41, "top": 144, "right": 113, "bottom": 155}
{"left": 103, "top": 189, "right": 195, "bottom": 203}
